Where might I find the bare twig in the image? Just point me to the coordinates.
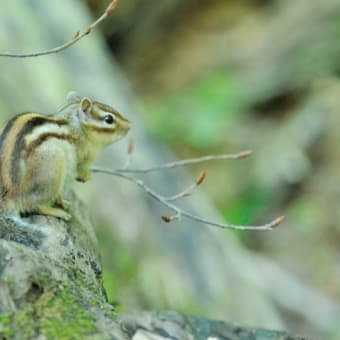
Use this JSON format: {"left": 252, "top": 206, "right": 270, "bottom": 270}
{"left": 164, "top": 171, "right": 206, "bottom": 201}
{"left": 163, "top": 183, "right": 194, "bottom": 201}
{"left": 114, "top": 150, "right": 253, "bottom": 174}
{"left": 0, "top": 0, "right": 119, "bottom": 58}
{"left": 91, "top": 167, "right": 284, "bottom": 231}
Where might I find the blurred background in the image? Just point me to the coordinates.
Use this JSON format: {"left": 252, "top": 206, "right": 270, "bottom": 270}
{"left": 1, "top": 0, "right": 340, "bottom": 338}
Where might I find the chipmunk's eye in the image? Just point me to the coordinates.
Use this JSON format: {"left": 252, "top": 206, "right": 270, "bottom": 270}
{"left": 104, "top": 114, "right": 115, "bottom": 125}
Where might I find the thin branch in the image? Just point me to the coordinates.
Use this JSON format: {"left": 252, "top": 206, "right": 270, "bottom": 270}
{"left": 163, "top": 182, "right": 195, "bottom": 201}
{"left": 0, "top": 0, "right": 119, "bottom": 58}
{"left": 114, "top": 150, "right": 253, "bottom": 174}
{"left": 164, "top": 171, "right": 206, "bottom": 201}
{"left": 91, "top": 167, "right": 284, "bottom": 231}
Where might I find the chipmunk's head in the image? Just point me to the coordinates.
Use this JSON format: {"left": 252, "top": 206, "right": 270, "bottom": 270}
{"left": 66, "top": 91, "right": 130, "bottom": 146}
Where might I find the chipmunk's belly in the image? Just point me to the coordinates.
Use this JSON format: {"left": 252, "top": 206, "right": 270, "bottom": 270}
{"left": 61, "top": 142, "right": 77, "bottom": 193}
{"left": 21, "top": 138, "right": 76, "bottom": 202}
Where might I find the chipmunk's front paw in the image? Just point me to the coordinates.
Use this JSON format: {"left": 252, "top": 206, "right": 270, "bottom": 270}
{"left": 76, "top": 169, "right": 91, "bottom": 183}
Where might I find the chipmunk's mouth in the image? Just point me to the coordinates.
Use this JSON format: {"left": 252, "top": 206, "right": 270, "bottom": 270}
{"left": 119, "top": 120, "right": 131, "bottom": 134}
{"left": 113, "top": 123, "right": 130, "bottom": 141}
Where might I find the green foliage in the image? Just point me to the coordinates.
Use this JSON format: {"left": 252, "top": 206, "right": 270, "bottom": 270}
{"left": 145, "top": 70, "right": 245, "bottom": 149}
{"left": 289, "top": 196, "right": 323, "bottom": 231}
{"left": 223, "top": 187, "right": 273, "bottom": 226}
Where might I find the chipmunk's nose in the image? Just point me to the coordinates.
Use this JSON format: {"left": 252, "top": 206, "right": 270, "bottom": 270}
{"left": 120, "top": 119, "right": 131, "bottom": 135}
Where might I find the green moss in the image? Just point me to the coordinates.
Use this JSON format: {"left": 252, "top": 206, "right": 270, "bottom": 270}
{"left": 0, "top": 284, "right": 99, "bottom": 339}
{"left": 0, "top": 313, "right": 14, "bottom": 338}
{"left": 40, "top": 290, "right": 98, "bottom": 338}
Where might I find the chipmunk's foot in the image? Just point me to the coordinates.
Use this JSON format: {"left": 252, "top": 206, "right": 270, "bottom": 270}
{"left": 37, "top": 205, "right": 71, "bottom": 221}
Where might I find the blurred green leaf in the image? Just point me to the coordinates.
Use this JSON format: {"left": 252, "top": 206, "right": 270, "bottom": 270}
{"left": 145, "top": 69, "right": 245, "bottom": 149}
{"left": 223, "top": 187, "right": 273, "bottom": 226}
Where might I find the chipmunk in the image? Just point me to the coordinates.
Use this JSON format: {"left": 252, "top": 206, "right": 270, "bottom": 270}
{"left": 0, "top": 91, "right": 130, "bottom": 221}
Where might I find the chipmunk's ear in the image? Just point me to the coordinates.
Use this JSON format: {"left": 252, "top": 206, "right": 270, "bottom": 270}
{"left": 81, "top": 97, "right": 93, "bottom": 114}
{"left": 67, "top": 91, "right": 80, "bottom": 103}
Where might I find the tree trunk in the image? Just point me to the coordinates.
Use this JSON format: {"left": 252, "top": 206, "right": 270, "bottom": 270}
{"left": 0, "top": 198, "right": 305, "bottom": 339}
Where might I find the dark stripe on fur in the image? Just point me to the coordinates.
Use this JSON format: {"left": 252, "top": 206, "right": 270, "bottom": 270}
{"left": 10, "top": 116, "right": 68, "bottom": 185}
{"left": 0, "top": 114, "right": 26, "bottom": 196}
{"left": 25, "top": 132, "right": 76, "bottom": 154}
